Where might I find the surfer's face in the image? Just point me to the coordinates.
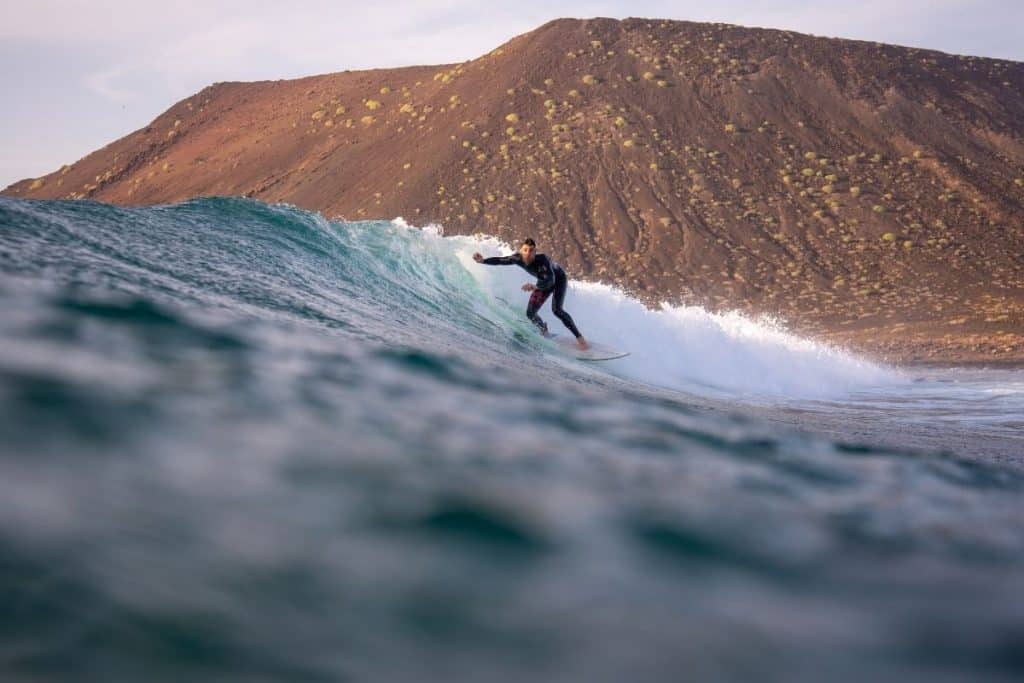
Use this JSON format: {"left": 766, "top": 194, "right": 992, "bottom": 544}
{"left": 519, "top": 243, "right": 536, "bottom": 264}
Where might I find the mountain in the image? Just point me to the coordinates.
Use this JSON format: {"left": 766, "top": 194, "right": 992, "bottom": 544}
{"left": 6, "top": 17, "right": 1024, "bottom": 363}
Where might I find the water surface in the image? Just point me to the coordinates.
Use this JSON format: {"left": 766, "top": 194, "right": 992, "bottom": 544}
{"left": 2, "top": 197, "right": 1022, "bottom": 681}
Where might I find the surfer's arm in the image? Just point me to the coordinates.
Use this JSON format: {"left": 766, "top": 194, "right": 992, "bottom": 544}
{"left": 480, "top": 254, "right": 521, "bottom": 266}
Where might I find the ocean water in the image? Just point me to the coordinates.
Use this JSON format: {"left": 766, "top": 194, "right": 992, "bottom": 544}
{"left": 1, "top": 196, "right": 1022, "bottom": 682}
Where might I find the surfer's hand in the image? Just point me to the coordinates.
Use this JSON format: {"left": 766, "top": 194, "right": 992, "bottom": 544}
{"left": 472, "top": 252, "right": 483, "bottom": 263}
{"left": 521, "top": 283, "right": 535, "bottom": 292}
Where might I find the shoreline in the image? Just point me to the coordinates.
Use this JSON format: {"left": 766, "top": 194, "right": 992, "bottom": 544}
{"left": 891, "top": 357, "right": 1024, "bottom": 370}
{"left": 832, "top": 342, "right": 1024, "bottom": 370}
{"left": 809, "top": 325, "right": 1024, "bottom": 369}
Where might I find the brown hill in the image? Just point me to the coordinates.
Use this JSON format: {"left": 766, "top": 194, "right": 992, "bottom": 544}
{"left": 6, "top": 17, "right": 1024, "bottom": 364}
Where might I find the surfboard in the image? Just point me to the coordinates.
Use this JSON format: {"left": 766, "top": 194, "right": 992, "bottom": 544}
{"left": 550, "top": 334, "right": 630, "bottom": 361}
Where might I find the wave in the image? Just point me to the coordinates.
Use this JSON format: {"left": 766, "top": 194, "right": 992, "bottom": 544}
{"left": 382, "top": 217, "right": 899, "bottom": 399}
{"left": 0, "top": 196, "right": 897, "bottom": 402}
{"left": 453, "top": 228, "right": 897, "bottom": 398}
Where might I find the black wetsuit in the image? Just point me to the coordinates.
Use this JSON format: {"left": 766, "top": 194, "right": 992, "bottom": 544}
{"left": 481, "top": 253, "right": 583, "bottom": 339}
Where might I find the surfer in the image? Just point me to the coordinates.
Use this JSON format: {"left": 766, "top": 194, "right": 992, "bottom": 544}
{"left": 474, "top": 238, "right": 589, "bottom": 350}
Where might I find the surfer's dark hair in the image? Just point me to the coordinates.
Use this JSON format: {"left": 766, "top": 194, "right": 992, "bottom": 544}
{"left": 521, "top": 238, "right": 536, "bottom": 247}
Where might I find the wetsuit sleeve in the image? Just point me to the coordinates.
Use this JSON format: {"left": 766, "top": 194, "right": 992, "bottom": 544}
{"left": 534, "top": 256, "right": 556, "bottom": 292}
{"left": 481, "top": 254, "right": 521, "bottom": 265}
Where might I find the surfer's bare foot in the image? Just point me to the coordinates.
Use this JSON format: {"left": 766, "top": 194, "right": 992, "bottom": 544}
{"left": 577, "top": 337, "right": 589, "bottom": 350}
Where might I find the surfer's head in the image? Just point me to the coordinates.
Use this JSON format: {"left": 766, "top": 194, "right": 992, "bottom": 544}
{"left": 519, "top": 238, "right": 537, "bottom": 265}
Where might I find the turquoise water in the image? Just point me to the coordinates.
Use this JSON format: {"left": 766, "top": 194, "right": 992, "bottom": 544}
{"left": 1, "top": 196, "right": 1022, "bottom": 681}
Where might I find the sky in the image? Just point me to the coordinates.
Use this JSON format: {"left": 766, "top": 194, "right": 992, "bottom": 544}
{"left": 2, "top": 0, "right": 1022, "bottom": 188}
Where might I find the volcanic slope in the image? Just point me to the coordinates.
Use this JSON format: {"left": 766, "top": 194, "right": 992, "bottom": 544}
{"left": 7, "top": 18, "right": 1024, "bottom": 363}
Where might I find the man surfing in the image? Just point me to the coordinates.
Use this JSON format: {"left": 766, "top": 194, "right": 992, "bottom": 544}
{"left": 474, "top": 238, "right": 589, "bottom": 350}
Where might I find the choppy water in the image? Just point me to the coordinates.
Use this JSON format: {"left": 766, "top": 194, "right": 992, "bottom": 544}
{"left": 1, "top": 196, "right": 1022, "bottom": 682}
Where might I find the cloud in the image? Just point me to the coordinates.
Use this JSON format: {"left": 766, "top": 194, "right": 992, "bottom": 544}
{"left": 1, "top": 0, "right": 247, "bottom": 42}
{"left": 83, "top": 65, "right": 135, "bottom": 102}
{"left": 73, "top": 1, "right": 557, "bottom": 106}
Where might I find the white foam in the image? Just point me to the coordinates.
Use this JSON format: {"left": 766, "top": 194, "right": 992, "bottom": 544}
{"left": 392, "top": 216, "right": 443, "bottom": 237}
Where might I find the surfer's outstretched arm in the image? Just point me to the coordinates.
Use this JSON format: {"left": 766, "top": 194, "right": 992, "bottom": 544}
{"left": 473, "top": 252, "right": 520, "bottom": 266}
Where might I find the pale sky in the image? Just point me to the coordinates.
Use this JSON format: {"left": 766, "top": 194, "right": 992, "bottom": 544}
{"left": 2, "top": 0, "right": 1021, "bottom": 188}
